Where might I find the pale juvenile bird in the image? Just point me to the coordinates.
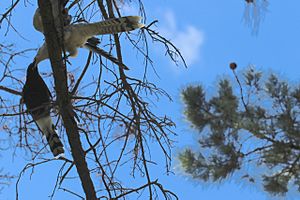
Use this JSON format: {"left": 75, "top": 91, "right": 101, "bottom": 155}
{"left": 22, "top": 61, "right": 65, "bottom": 158}
{"left": 34, "top": 15, "right": 144, "bottom": 66}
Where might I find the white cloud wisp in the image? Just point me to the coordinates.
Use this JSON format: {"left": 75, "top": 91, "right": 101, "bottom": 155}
{"left": 159, "top": 10, "right": 204, "bottom": 66}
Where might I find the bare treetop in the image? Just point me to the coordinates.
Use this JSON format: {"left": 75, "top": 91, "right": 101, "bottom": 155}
{"left": 0, "top": 0, "right": 186, "bottom": 199}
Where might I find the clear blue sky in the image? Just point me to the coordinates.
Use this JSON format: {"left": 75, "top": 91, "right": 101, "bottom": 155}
{"left": 1, "top": 0, "right": 300, "bottom": 199}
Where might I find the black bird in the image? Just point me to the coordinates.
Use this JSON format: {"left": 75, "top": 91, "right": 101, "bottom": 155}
{"left": 22, "top": 61, "right": 64, "bottom": 158}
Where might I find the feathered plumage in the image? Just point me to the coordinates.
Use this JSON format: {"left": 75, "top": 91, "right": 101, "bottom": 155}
{"left": 34, "top": 16, "right": 144, "bottom": 66}
{"left": 22, "top": 62, "right": 64, "bottom": 158}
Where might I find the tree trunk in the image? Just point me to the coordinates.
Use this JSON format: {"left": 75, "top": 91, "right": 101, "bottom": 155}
{"left": 37, "top": 0, "right": 97, "bottom": 199}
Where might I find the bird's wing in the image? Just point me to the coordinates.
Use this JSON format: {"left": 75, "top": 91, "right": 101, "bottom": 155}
{"left": 40, "top": 78, "right": 52, "bottom": 98}
{"left": 23, "top": 76, "right": 52, "bottom": 117}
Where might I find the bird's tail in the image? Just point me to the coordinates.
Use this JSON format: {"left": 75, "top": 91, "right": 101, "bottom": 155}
{"left": 45, "top": 126, "right": 65, "bottom": 158}
{"left": 74, "top": 16, "right": 144, "bottom": 38}
{"left": 36, "top": 116, "right": 65, "bottom": 158}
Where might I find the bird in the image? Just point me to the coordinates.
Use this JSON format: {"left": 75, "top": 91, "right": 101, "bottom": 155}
{"left": 22, "top": 61, "right": 65, "bottom": 158}
{"left": 33, "top": 7, "right": 133, "bottom": 70}
{"left": 34, "top": 15, "right": 144, "bottom": 67}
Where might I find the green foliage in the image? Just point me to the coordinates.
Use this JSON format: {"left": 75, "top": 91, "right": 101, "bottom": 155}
{"left": 179, "top": 68, "right": 300, "bottom": 196}
{"left": 182, "top": 85, "right": 208, "bottom": 131}
{"left": 263, "top": 174, "right": 289, "bottom": 195}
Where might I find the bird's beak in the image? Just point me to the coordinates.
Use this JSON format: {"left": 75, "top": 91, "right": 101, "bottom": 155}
{"left": 32, "top": 58, "right": 38, "bottom": 69}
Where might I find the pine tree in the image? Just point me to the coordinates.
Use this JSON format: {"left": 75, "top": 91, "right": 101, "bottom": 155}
{"left": 180, "top": 66, "right": 300, "bottom": 195}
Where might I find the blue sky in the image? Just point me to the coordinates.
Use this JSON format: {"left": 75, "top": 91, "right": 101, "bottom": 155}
{"left": 1, "top": 0, "right": 300, "bottom": 199}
